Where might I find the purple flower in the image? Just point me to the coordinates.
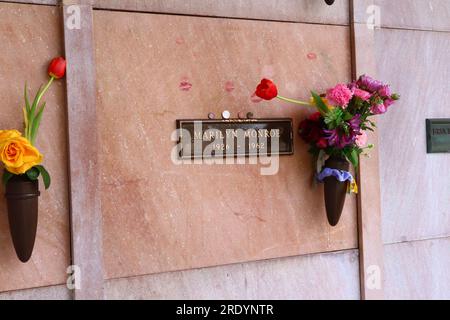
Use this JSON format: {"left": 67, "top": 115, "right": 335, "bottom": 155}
{"left": 324, "top": 114, "right": 362, "bottom": 149}
{"left": 348, "top": 114, "right": 362, "bottom": 131}
{"left": 324, "top": 129, "right": 340, "bottom": 147}
{"left": 384, "top": 98, "right": 395, "bottom": 109}
{"left": 378, "top": 85, "right": 392, "bottom": 98}
{"left": 357, "top": 74, "right": 384, "bottom": 93}
{"left": 370, "top": 103, "right": 387, "bottom": 115}
{"left": 324, "top": 128, "right": 356, "bottom": 149}
{"left": 347, "top": 82, "right": 357, "bottom": 91}
{"left": 353, "top": 88, "right": 371, "bottom": 101}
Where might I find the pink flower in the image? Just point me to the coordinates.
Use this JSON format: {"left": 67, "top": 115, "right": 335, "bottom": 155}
{"left": 370, "top": 103, "right": 387, "bottom": 115}
{"left": 384, "top": 98, "right": 395, "bottom": 109}
{"left": 326, "top": 84, "right": 353, "bottom": 107}
{"left": 378, "top": 85, "right": 391, "bottom": 98}
{"left": 356, "top": 131, "right": 368, "bottom": 147}
{"left": 357, "top": 74, "right": 384, "bottom": 92}
{"left": 353, "top": 88, "right": 371, "bottom": 101}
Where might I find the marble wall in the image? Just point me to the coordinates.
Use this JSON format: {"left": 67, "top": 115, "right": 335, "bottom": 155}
{"left": 0, "top": 0, "right": 360, "bottom": 299}
{"left": 375, "top": 2, "right": 450, "bottom": 299}
{"left": 104, "top": 250, "right": 360, "bottom": 300}
{"left": 384, "top": 238, "right": 450, "bottom": 300}
{"left": 92, "top": 0, "right": 350, "bottom": 25}
{"left": 376, "top": 28, "right": 450, "bottom": 244}
{"left": 0, "top": 284, "right": 70, "bottom": 300}
{"left": 94, "top": 10, "right": 357, "bottom": 280}
{"left": 0, "top": 2, "right": 70, "bottom": 293}
{"left": 2, "top": 0, "right": 448, "bottom": 300}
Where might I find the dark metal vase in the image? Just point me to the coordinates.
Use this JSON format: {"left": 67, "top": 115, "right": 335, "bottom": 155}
{"left": 323, "top": 155, "right": 349, "bottom": 227}
{"left": 5, "top": 175, "right": 40, "bottom": 263}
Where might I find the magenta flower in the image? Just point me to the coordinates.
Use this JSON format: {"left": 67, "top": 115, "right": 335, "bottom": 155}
{"left": 348, "top": 114, "right": 362, "bottom": 130}
{"left": 324, "top": 128, "right": 356, "bottom": 149}
{"left": 378, "top": 85, "right": 392, "bottom": 98}
{"left": 326, "top": 84, "right": 353, "bottom": 108}
{"left": 370, "top": 103, "right": 387, "bottom": 115}
{"left": 324, "top": 128, "right": 343, "bottom": 148}
{"left": 357, "top": 75, "right": 384, "bottom": 93}
{"left": 384, "top": 98, "right": 395, "bottom": 109}
{"left": 347, "top": 81, "right": 357, "bottom": 91}
{"left": 353, "top": 88, "right": 371, "bottom": 101}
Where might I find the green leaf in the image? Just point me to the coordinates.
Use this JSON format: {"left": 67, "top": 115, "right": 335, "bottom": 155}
{"left": 2, "top": 170, "right": 14, "bottom": 186}
{"left": 311, "top": 91, "right": 329, "bottom": 115}
{"left": 24, "top": 82, "right": 31, "bottom": 113}
{"left": 26, "top": 167, "right": 40, "bottom": 181}
{"left": 30, "top": 84, "right": 43, "bottom": 118}
{"left": 27, "top": 84, "right": 43, "bottom": 139}
{"left": 30, "top": 102, "right": 46, "bottom": 145}
{"left": 324, "top": 107, "right": 344, "bottom": 129}
{"left": 35, "top": 165, "right": 51, "bottom": 189}
{"left": 346, "top": 148, "right": 359, "bottom": 168}
{"left": 343, "top": 112, "right": 353, "bottom": 121}
{"left": 341, "top": 123, "right": 349, "bottom": 135}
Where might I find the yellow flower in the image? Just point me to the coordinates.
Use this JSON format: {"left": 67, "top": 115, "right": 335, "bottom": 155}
{"left": 0, "top": 129, "right": 22, "bottom": 144}
{"left": 0, "top": 136, "right": 43, "bottom": 175}
{"left": 309, "top": 97, "right": 334, "bottom": 110}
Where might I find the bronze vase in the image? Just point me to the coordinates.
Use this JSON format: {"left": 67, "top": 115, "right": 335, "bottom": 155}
{"left": 323, "top": 155, "right": 349, "bottom": 226}
{"left": 5, "top": 175, "right": 40, "bottom": 263}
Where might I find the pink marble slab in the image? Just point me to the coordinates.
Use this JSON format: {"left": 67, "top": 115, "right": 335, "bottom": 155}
{"left": 0, "top": 3, "right": 70, "bottom": 292}
{"left": 376, "top": 28, "right": 450, "bottom": 243}
{"left": 104, "top": 250, "right": 360, "bottom": 300}
{"left": 94, "top": 11, "right": 358, "bottom": 279}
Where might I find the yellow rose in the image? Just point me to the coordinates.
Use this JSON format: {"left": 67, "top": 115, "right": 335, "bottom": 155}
{"left": 0, "top": 136, "right": 43, "bottom": 175}
{"left": 0, "top": 129, "right": 22, "bottom": 144}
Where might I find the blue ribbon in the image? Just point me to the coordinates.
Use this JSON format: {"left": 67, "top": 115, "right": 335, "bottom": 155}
{"left": 316, "top": 168, "right": 354, "bottom": 183}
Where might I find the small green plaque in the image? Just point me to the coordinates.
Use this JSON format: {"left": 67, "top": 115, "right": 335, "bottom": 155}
{"left": 426, "top": 119, "right": 450, "bottom": 153}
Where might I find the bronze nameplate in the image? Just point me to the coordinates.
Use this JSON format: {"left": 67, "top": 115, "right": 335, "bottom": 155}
{"left": 426, "top": 119, "right": 450, "bottom": 153}
{"left": 176, "top": 118, "right": 294, "bottom": 159}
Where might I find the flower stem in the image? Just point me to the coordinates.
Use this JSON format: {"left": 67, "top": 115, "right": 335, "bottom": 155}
{"left": 26, "top": 76, "right": 54, "bottom": 142}
{"left": 35, "top": 76, "right": 54, "bottom": 108}
{"left": 276, "top": 95, "right": 312, "bottom": 106}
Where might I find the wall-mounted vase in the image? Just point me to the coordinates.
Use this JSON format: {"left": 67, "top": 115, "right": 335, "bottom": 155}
{"left": 5, "top": 175, "right": 40, "bottom": 263}
{"left": 323, "top": 155, "right": 349, "bottom": 226}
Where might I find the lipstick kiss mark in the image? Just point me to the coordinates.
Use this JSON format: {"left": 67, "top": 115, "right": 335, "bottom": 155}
{"left": 225, "top": 81, "right": 235, "bottom": 93}
{"left": 307, "top": 52, "right": 317, "bottom": 60}
{"left": 250, "top": 92, "right": 263, "bottom": 103}
{"left": 179, "top": 80, "right": 192, "bottom": 91}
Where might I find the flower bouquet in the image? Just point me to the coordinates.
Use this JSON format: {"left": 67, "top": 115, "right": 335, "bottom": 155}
{"left": 254, "top": 76, "right": 399, "bottom": 226}
{"left": 0, "top": 57, "right": 66, "bottom": 262}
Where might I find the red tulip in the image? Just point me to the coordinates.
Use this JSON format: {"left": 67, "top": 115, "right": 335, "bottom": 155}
{"left": 255, "top": 79, "right": 278, "bottom": 100}
{"left": 48, "top": 57, "right": 66, "bottom": 79}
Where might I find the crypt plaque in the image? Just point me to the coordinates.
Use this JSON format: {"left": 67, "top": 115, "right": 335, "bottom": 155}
{"left": 176, "top": 118, "right": 294, "bottom": 159}
{"left": 426, "top": 119, "right": 450, "bottom": 153}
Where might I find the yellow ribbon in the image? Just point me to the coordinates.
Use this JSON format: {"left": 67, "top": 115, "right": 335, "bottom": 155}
{"left": 347, "top": 180, "right": 358, "bottom": 194}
